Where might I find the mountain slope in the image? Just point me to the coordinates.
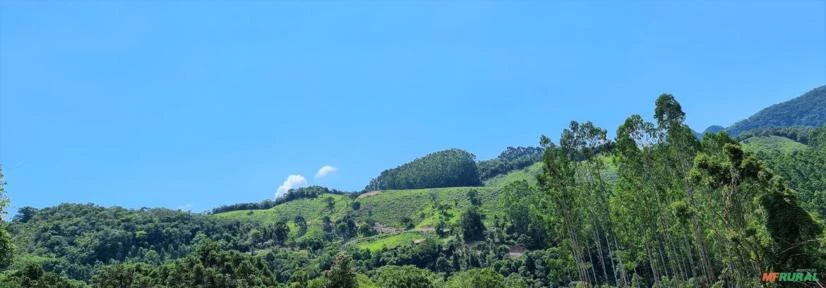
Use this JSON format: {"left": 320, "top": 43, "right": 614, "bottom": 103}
{"left": 727, "top": 85, "right": 826, "bottom": 136}
{"left": 212, "top": 186, "right": 505, "bottom": 238}
{"left": 741, "top": 136, "right": 809, "bottom": 155}
{"left": 483, "top": 162, "right": 543, "bottom": 187}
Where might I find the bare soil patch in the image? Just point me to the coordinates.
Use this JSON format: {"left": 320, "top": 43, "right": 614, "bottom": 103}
{"left": 357, "top": 191, "right": 382, "bottom": 199}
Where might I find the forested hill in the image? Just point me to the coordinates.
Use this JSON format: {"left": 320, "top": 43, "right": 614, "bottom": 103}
{"left": 727, "top": 85, "right": 826, "bottom": 136}
{"left": 362, "top": 146, "right": 544, "bottom": 192}
{"left": 364, "top": 149, "right": 482, "bottom": 191}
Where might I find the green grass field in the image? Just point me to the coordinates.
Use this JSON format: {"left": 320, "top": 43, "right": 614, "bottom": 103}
{"left": 484, "top": 162, "right": 543, "bottom": 187}
{"left": 212, "top": 194, "right": 352, "bottom": 223}
{"left": 212, "top": 186, "right": 506, "bottom": 243}
{"left": 354, "top": 231, "right": 432, "bottom": 252}
{"left": 742, "top": 136, "right": 808, "bottom": 154}
{"left": 356, "top": 186, "right": 504, "bottom": 228}
{"left": 212, "top": 194, "right": 353, "bottom": 240}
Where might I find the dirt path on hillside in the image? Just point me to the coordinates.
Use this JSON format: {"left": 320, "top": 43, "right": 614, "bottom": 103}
{"left": 357, "top": 191, "right": 382, "bottom": 199}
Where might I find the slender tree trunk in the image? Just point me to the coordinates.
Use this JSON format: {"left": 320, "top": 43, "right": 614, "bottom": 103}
{"left": 681, "top": 236, "right": 694, "bottom": 279}
{"left": 586, "top": 238, "right": 599, "bottom": 284}
{"left": 613, "top": 234, "right": 629, "bottom": 287}
{"left": 564, "top": 207, "right": 588, "bottom": 285}
{"left": 592, "top": 217, "right": 609, "bottom": 283}
{"left": 645, "top": 240, "right": 660, "bottom": 286}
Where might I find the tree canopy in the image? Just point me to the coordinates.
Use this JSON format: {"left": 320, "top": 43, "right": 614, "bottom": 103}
{"left": 364, "top": 149, "right": 482, "bottom": 191}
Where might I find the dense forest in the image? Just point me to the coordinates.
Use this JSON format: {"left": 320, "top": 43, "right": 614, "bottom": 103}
{"left": 726, "top": 85, "right": 826, "bottom": 136}
{"left": 1, "top": 93, "right": 825, "bottom": 287}
{"left": 364, "top": 149, "right": 482, "bottom": 191}
{"left": 735, "top": 126, "right": 820, "bottom": 144}
{"left": 752, "top": 128, "right": 826, "bottom": 219}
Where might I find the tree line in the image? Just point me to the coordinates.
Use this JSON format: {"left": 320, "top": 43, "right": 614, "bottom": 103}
{"left": 525, "top": 95, "right": 825, "bottom": 287}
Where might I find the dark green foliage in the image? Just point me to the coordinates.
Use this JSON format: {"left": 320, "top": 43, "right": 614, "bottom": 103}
{"left": 372, "top": 265, "right": 435, "bottom": 288}
{"left": 294, "top": 215, "right": 308, "bottom": 237}
{"left": 477, "top": 146, "right": 543, "bottom": 180}
{"left": 735, "top": 126, "right": 819, "bottom": 144}
{"left": 466, "top": 189, "right": 481, "bottom": 206}
{"left": 334, "top": 216, "right": 358, "bottom": 239}
{"left": 13, "top": 207, "right": 37, "bottom": 224}
{"left": 210, "top": 186, "right": 348, "bottom": 214}
{"left": 400, "top": 217, "right": 414, "bottom": 230}
{"left": 7, "top": 204, "right": 260, "bottom": 281}
{"left": 357, "top": 222, "right": 376, "bottom": 237}
{"left": 692, "top": 136, "right": 826, "bottom": 272}
{"left": 435, "top": 220, "right": 447, "bottom": 238}
{"left": 0, "top": 167, "right": 12, "bottom": 269}
{"left": 752, "top": 125, "right": 826, "bottom": 218}
{"left": 445, "top": 268, "right": 505, "bottom": 288}
{"left": 0, "top": 262, "right": 87, "bottom": 288}
{"left": 271, "top": 221, "right": 290, "bottom": 245}
{"left": 727, "top": 85, "right": 826, "bottom": 136}
{"left": 365, "top": 149, "right": 482, "bottom": 191}
{"left": 91, "top": 238, "right": 277, "bottom": 288}
{"left": 460, "top": 207, "right": 485, "bottom": 242}
{"left": 760, "top": 191, "right": 824, "bottom": 270}
{"left": 325, "top": 197, "right": 335, "bottom": 211}
{"left": 325, "top": 252, "right": 356, "bottom": 288}
{"left": 0, "top": 227, "right": 11, "bottom": 270}
{"left": 500, "top": 181, "right": 549, "bottom": 249}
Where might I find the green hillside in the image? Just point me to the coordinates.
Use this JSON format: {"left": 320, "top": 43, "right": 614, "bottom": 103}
{"left": 353, "top": 231, "right": 433, "bottom": 252}
{"left": 727, "top": 85, "right": 826, "bottom": 136}
{"left": 213, "top": 187, "right": 504, "bottom": 233}
{"left": 485, "top": 155, "right": 618, "bottom": 187}
{"left": 741, "top": 135, "right": 808, "bottom": 154}
{"left": 212, "top": 193, "right": 353, "bottom": 240}
{"left": 484, "top": 161, "right": 542, "bottom": 187}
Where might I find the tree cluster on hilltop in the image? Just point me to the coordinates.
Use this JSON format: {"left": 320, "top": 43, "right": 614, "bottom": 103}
{"left": 364, "top": 149, "right": 482, "bottom": 191}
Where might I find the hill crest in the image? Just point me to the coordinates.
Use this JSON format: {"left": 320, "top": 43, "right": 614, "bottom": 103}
{"left": 727, "top": 85, "right": 826, "bottom": 136}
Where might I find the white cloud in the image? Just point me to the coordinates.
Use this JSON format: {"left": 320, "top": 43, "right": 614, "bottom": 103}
{"left": 315, "top": 165, "right": 338, "bottom": 179}
{"left": 177, "top": 203, "right": 193, "bottom": 211}
{"left": 276, "top": 174, "right": 307, "bottom": 198}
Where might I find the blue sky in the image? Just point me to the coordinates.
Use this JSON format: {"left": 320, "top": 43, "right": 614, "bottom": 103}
{"left": 1, "top": 1, "right": 824, "bottom": 213}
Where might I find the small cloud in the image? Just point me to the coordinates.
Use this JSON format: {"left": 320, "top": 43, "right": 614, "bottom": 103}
{"left": 276, "top": 174, "right": 307, "bottom": 198}
{"left": 177, "top": 203, "right": 193, "bottom": 211}
{"left": 315, "top": 165, "right": 338, "bottom": 179}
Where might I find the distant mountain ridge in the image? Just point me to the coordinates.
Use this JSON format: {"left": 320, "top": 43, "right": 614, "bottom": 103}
{"left": 703, "top": 125, "right": 725, "bottom": 134}
{"left": 726, "top": 85, "right": 826, "bottom": 136}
